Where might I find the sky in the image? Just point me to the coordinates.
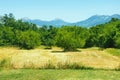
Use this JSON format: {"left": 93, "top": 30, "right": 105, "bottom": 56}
{"left": 0, "top": 0, "right": 120, "bottom": 22}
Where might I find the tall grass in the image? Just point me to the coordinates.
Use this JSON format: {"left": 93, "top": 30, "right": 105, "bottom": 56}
{"left": 0, "top": 58, "right": 93, "bottom": 70}
{"left": 105, "top": 48, "right": 120, "bottom": 57}
{"left": 0, "top": 47, "right": 120, "bottom": 70}
{"left": 115, "top": 64, "right": 120, "bottom": 71}
{"left": 0, "top": 58, "right": 12, "bottom": 69}
{"left": 42, "top": 61, "right": 93, "bottom": 69}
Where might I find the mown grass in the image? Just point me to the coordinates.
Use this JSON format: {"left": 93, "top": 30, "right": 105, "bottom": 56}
{"left": 0, "top": 69, "right": 120, "bottom": 80}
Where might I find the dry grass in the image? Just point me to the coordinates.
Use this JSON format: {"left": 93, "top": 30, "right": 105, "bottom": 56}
{"left": 0, "top": 47, "right": 120, "bottom": 69}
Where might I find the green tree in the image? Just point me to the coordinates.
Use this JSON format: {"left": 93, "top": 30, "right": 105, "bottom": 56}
{"left": 39, "top": 25, "right": 57, "bottom": 49}
{"left": 114, "top": 32, "right": 120, "bottom": 48}
{"left": 0, "top": 13, "right": 16, "bottom": 27}
{"left": 56, "top": 26, "right": 87, "bottom": 51}
{"left": 0, "top": 26, "right": 15, "bottom": 46}
{"left": 18, "top": 30, "right": 41, "bottom": 49}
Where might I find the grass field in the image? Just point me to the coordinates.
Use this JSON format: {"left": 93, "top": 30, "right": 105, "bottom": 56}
{"left": 0, "top": 69, "right": 120, "bottom": 80}
{"left": 105, "top": 48, "right": 120, "bottom": 57}
{"left": 0, "top": 47, "right": 120, "bottom": 69}
{"left": 0, "top": 47, "right": 120, "bottom": 80}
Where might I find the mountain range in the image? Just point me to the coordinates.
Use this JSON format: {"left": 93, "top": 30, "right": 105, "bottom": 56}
{"left": 22, "top": 14, "right": 120, "bottom": 27}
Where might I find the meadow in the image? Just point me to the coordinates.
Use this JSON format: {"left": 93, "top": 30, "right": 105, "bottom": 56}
{"left": 0, "top": 47, "right": 120, "bottom": 69}
{"left": 0, "top": 47, "right": 120, "bottom": 80}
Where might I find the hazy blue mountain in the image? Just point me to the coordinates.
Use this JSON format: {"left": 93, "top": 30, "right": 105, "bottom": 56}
{"left": 72, "top": 14, "right": 120, "bottom": 27}
{"left": 22, "top": 14, "right": 120, "bottom": 27}
{"left": 22, "top": 18, "right": 70, "bottom": 27}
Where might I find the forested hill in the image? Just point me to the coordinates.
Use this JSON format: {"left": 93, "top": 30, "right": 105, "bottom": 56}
{"left": 0, "top": 13, "right": 120, "bottom": 50}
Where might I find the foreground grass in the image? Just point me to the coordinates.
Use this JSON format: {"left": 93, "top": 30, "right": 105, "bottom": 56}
{"left": 0, "top": 69, "right": 120, "bottom": 80}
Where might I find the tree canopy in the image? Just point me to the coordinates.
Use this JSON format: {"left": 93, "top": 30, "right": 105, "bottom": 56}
{"left": 0, "top": 13, "right": 120, "bottom": 50}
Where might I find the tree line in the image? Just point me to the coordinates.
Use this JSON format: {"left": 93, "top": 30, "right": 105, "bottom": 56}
{"left": 0, "top": 13, "right": 120, "bottom": 51}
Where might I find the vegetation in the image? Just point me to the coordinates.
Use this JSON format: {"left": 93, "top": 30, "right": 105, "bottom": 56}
{"left": 17, "top": 30, "right": 40, "bottom": 49}
{"left": 56, "top": 26, "right": 88, "bottom": 51}
{"left": 0, "top": 47, "right": 119, "bottom": 70}
{"left": 0, "top": 14, "right": 120, "bottom": 51}
{"left": 0, "top": 69, "right": 120, "bottom": 80}
{"left": 105, "top": 48, "right": 120, "bottom": 57}
{"left": 0, "top": 13, "right": 120, "bottom": 80}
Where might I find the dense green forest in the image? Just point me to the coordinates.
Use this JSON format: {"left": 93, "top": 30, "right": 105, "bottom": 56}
{"left": 0, "top": 13, "right": 120, "bottom": 50}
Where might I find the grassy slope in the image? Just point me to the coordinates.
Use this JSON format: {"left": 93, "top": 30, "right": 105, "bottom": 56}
{"left": 0, "top": 47, "right": 120, "bottom": 69}
{"left": 0, "top": 69, "right": 120, "bottom": 80}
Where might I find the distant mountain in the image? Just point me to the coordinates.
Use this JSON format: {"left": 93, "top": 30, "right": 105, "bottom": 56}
{"left": 72, "top": 14, "right": 120, "bottom": 27}
{"left": 22, "top": 18, "right": 70, "bottom": 27}
{"left": 22, "top": 14, "right": 120, "bottom": 27}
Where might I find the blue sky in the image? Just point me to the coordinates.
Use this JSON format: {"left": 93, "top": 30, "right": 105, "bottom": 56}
{"left": 0, "top": 0, "right": 120, "bottom": 22}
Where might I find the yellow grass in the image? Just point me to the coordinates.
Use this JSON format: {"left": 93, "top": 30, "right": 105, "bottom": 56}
{"left": 0, "top": 47, "right": 120, "bottom": 69}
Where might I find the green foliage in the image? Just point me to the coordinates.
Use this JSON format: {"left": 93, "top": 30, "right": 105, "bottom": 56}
{"left": 85, "top": 25, "right": 104, "bottom": 47}
{"left": 56, "top": 26, "right": 88, "bottom": 51}
{"left": 0, "top": 13, "right": 16, "bottom": 27}
{"left": 56, "top": 28, "right": 77, "bottom": 51}
{"left": 85, "top": 18, "right": 120, "bottom": 49}
{"left": 39, "top": 25, "right": 57, "bottom": 49}
{"left": 0, "top": 13, "right": 40, "bottom": 49}
{"left": 0, "top": 13, "right": 120, "bottom": 50}
{"left": 0, "top": 26, "right": 15, "bottom": 46}
{"left": 18, "top": 30, "right": 41, "bottom": 49}
{"left": 114, "top": 32, "right": 120, "bottom": 48}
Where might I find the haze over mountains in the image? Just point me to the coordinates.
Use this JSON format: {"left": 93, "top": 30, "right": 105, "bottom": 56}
{"left": 22, "top": 14, "right": 120, "bottom": 27}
